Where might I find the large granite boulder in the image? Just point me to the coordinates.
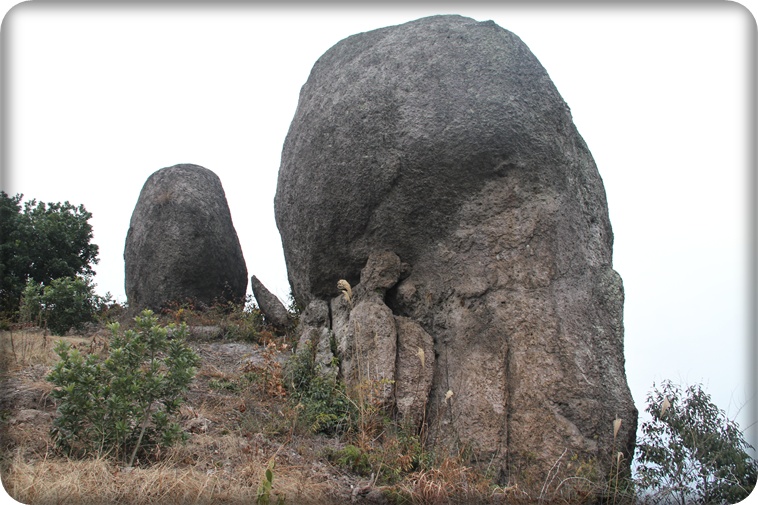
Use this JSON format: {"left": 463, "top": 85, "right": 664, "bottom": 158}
{"left": 275, "top": 14, "right": 637, "bottom": 490}
{"left": 125, "top": 164, "right": 247, "bottom": 311}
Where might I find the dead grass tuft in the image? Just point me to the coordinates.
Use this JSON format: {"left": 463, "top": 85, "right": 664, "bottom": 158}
{"left": 392, "top": 455, "right": 491, "bottom": 504}
{"left": 337, "top": 279, "right": 353, "bottom": 307}
{"left": 2, "top": 436, "right": 342, "bottom": 505}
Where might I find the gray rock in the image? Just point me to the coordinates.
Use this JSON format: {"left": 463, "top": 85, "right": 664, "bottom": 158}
{"left": 358, "top": 250, "right": 404, "bottom": 297}
{"left": 275, "top": 15, "right": 579, "bottom": 304}
{"left": 300, "top": 298, "right": 330, "bottom": 328}
{"left": 394, "top": 316, "right": 434, "bottom": 430}
{"left": 275, "top": 15, "right": 637, "bottom": 487}
{"left": 251, "top": 275, "right": 292, "bottom": 331}
{"left": 342, "top": 298, "right": 397, "bottom": 407}
{"left": 296, "top": 299, "right": 338, "bottom": 381}
{"left": 10, "top": 409, "right": 51, "bottom": 425}
{"left": 125, "top": 164, "right": 247, "bottom": 312}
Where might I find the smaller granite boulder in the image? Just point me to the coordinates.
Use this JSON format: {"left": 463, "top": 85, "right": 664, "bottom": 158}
{"left": 251, "top": 275, "right": 292, "bottom": 332}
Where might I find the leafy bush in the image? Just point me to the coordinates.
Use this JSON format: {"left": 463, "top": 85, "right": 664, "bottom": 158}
{"left": 284, "top": 342, "right": 355, "bottom": 435}
{"left": 19, "top": 276, "right": 108, "bottom": 335}
{"left": 331, "top": 444, "right": 372, "bottom": 476}
{"left": 635, "top": 380, "right": 757, "bottom": 504}
{"left": 47, "top": 310, "right": 200, "bottom": 465}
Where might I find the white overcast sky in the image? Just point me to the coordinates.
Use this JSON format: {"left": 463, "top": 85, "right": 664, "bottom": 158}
{"left": 1, "top": 0, "right": 756, "bottom": 465}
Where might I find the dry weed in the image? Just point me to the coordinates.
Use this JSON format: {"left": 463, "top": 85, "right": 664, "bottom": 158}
{"left": 2, "top": 436, "right": 340, "bottom": 505}
{"left": 394, "top": 456, "right": 490, "bottom": 504}
{"left": 0, "top": 329, "right": 97, "bottom": 372}
{"left": 337, "top": 279, "right": 353, "bottom": 307}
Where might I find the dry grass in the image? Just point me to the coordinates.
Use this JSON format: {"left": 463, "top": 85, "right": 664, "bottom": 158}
{"left": 0, "top": 328, "right": 66, "bottom": 371}
{"left": 0, "top": 323, "right": 631, "bottom": 505}
{"left": 0, "top": 327, "right": 356, "bottom": 504}
{"left": 337, "top": 279, "right": 353, "bottom": 307}
{"left": 392, "top": 456, "right": 493, "bottom": 504}
{"left": 2, "top": 430, "right": 347, "bottom": 505}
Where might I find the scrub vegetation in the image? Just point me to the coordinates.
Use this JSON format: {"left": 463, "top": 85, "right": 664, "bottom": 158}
{"left": 1, "top": 302, "right": 755, "bottom": 504}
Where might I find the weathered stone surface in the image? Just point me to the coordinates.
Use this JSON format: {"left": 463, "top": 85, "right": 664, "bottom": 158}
{"left": 329, "top": 252, "right": 409, "bottom": 409}
{"left": 296, "top": 299, "right": 329, "bottom": 353}
{"left": 342, "top": 299, "right": 397, "bottom": 406}
{"left": 394, "top": 316, "right": 434, "bottom": 430}
{"left": 125, "top": 164, "right": 247, "bottom": 312}
{"left": 358, "top": 250, "right": 405, "bottom": 296}
{"left": 251, "top": 275, "right": 292, "bottom": 331}
{"left": 275, "top": 14, "right": 637, "bottom": 487}
{"left": 296, "top": 299, "right": 337, "bottom": 381}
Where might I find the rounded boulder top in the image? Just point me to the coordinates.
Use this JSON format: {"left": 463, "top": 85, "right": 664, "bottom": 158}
{"left": 275, "top": 14, "right": 590, "bottom": 304}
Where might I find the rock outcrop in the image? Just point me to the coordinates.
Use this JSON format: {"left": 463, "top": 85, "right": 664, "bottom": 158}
{"left": 274, "top": 15, "right": 637, "bottom": 487}
{"left": 251, "top": 275, "right": 292, "bottom": 332}
{"left": 125, "top": 164, "right": 247, "bottom": 311}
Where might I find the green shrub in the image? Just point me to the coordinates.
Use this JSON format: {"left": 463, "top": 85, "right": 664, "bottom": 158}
{"left": 283, "top": 342, "right": 355, "bottom": 435}
{"left": 331, "top": 444, "right": 372, "bottom": 476}
{"left": 20, "top": 276, "right": 107, "bottom": 335}
{"left": 47, "top": 310, "right": 200, "bottom": 465}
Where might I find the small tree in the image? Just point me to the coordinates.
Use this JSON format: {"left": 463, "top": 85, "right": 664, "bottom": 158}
{"left": 47, "top": 310, "right": 200, "bottom": 465}
{"left": 635, "top": 380, "right": 757, "bottom": 504}
{"left": 18, "top": 279, "right": 44, "bottom": 327}
{"left": 0, "top": 192, "right": 99, "bottom": 317}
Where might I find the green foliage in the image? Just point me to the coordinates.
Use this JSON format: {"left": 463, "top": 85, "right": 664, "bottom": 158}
{"left": 20, "top": 276, "right": 108, "bottom": 335}
{"left": 283, "top": 342, "right": 355, "bottom": 435}
{"left": 635, "top": 380, "right": 757, "bottom": 504}
{"left": 18, "top": 279, "right": 44, "bottom": 326}
{"left": 47, "top": 310, "right": 200, "bottom": 465}
{"left": 209, "top": 378, "right": 240, "bottom": 393}
{"left": 332, "top": 444, "right": 373, "bottom": 476}
{"left": 0, "top": 192, "right": 99, "bottom": 317}
{"left": 256, "top": 458, "right": 285, "bottom": 505}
